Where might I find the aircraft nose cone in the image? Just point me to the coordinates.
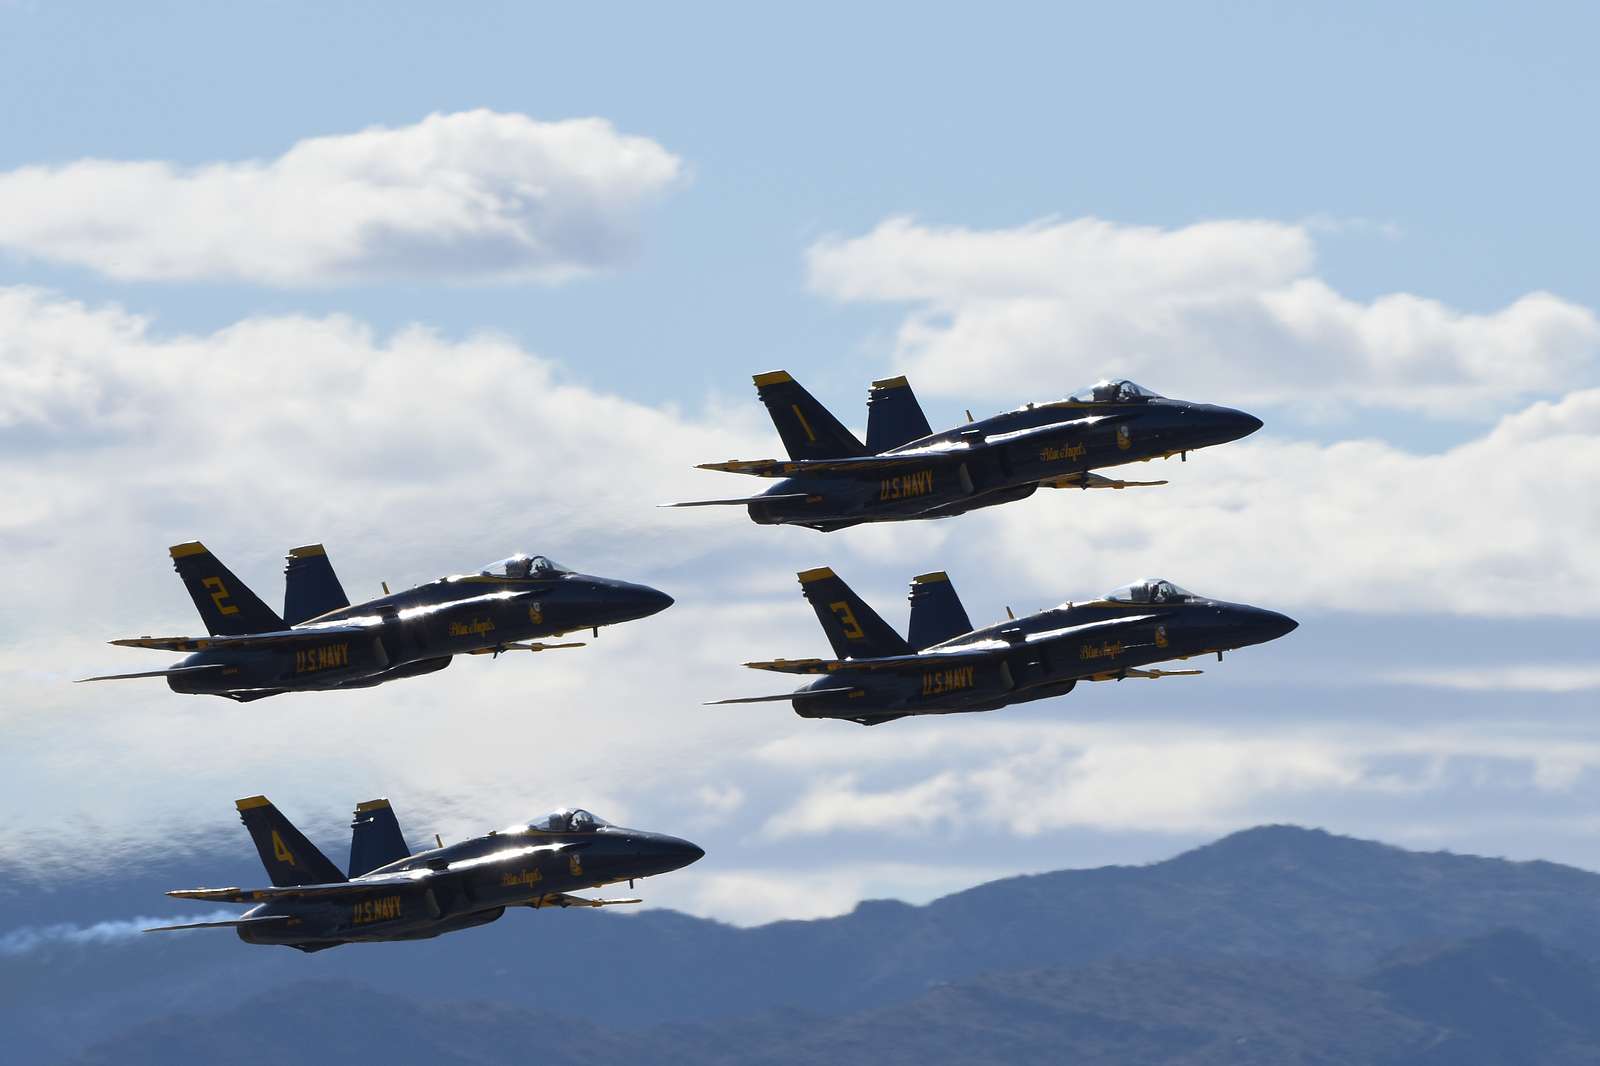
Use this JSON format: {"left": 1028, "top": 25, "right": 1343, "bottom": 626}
{"left": 643, "top": 834, "right": 704, "bottom": 874}
{"left": 1252, "top": 608, "right": 1298, "bottom": 643}
{"left": 610, "top": 581, "right": 674, "bottom": 622}
{"left": 1215, "top": 406, "right": 1264, "bottom": 442}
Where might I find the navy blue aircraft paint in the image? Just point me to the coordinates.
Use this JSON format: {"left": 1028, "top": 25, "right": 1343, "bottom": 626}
{"left": 81, "top": 542, "right": 673, "bottom": 701}
{"left": 148, "top": 796, "right": 703, "bottom": 952}
{"left": 670, "top": 373, "right": 1262, "bottom": 531}
{"left": 714, "top": 568, "right": 1296, "bottom": 725}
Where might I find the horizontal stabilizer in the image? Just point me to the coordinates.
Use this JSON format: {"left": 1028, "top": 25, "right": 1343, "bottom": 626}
{"left": 662, "top": 493, "right": 812, "bottom": 507}
{"left": 706, "top": 689, "right": 859, "bottom": 705}
{"left": 77, "top": 663, "right": 227, "bottom": 683}
{"left": 527, "top": 893, "right": 643, "bottom": 909}
{"left": 145, "top": 914, "right": 295, "bottom": 933}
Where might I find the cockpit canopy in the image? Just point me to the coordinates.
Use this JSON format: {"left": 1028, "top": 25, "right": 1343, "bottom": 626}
{"left": 520, "top": 808, "right": 610, "bottom": 833}
{"left": 1105, "top": 578, "right": 1196, "bottom": 605}
{"left": 1068, "top": 379, "right": 1163, "bottom": 404}
{"left": 479, "top": 553, "right": 573, "bottom": 579}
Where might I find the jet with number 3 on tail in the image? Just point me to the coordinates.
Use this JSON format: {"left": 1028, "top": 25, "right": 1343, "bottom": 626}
{"left": 669, "top": 373, "right": 1262, "bottom": 531}
{"left": 80, "top": 542, "right": 673, "bottom": 701}
{"left": 147, "top": 796, "right": 703, "bottom": 952}
{"left": 713, "top": 568, "right": 1296, "bottom": 725}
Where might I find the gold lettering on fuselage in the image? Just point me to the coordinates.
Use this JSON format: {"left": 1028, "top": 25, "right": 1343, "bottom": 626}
{"left": 1040, "top": 443, "right": 1087, "bottom": 462}
{"left": 352, "top": 895, "right": 403, "bottom": 924}
{"left": 1080, "top": 640, "right": 1123, "bottom": 661}
{"left": 528, "top": 602, "right": 543, "bottom": 625}
{"left": 294, "top": 643, "right": 350, "bottom": 674}
{"left": 568, "top": 853, "right": 584, "bottom": 877}
{"left": 922, "top": 665, "right": 977, "bottom": 697}
{"left": 448, "top": 617, "right": 496, "bottom": 639}
{"left": 1154, "top": 625, "right": 1168, "bottom": 649}
{"left": 879, "top": 470, "right": 935, "bottom": 501}
{"left": 501, "top": 868, "right": 544, "bottom": 889}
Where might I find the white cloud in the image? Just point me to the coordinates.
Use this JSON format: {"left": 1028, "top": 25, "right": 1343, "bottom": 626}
{"left": 759, "top": 720, "right": 1600, "bottom": 841}
{"left": 0, "top": 111, "right": 682, "bottom": 284}
{"left": 1384, "top": 665, "right": 1600, "bottom": 693}
{"left": 806, "top": 216, "right": 1600, "bottom": 416}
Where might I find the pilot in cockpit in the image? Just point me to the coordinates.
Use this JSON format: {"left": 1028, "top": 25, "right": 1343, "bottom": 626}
{"left": 1070, "top": 380, "right": 1163, "bottom": 404}
{"left": 481, "top": 554, "right": 572, "bottom": 579}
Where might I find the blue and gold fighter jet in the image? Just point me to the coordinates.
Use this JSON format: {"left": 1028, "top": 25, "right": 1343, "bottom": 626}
{"left": 81, "top": 542, "right": 673, "bottom": 700}
{"left": 148, "top": 796, "right": 703, "bottom": 952}
{"left": 671, "top": 373, "right": 1262, "bottom": 531}
{"left": 714, "top": 568, "right": 1296, "bottom": 725}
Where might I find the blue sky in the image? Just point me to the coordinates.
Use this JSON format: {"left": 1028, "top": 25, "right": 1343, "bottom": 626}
{"left": 2, "top": 1, "right": 1599, "bottom": 927}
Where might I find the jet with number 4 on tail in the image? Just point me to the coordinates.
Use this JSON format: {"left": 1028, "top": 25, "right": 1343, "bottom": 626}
{"left": 669, "top": 373, "right": 1262, "bottom": 531}
{"left": 713, "top": 568, "right": 1296, "bottom": 725}
{"left": 148, "top": 796, "right": 703, "bottom": 952}
{"left": 80, "top": 542, "right": 673, "bottom": 701}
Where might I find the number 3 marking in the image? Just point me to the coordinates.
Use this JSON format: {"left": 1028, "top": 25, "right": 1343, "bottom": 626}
{"left": 829, "top": 601, "right": 865, "bottom": 640}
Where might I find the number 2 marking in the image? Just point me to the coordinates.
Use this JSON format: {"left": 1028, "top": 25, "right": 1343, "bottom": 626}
{"left": 203, "top": 576, "right": 239, "bottom": 615}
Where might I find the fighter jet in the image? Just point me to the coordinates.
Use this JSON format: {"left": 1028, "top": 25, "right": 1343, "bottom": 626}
{"left": 670, "top": 373, "right": 1262, "bottom": 531}
{"left": 714, "top": 568, "right": 1296, "bottom": 725}
{"left": 81, "top": 542, "right": 673, "bottom": 700}
{"left": 148, "top": 796, "right": 703, "bottom": 952}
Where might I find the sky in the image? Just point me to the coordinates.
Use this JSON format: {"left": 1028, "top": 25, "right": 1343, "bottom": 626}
{"left": 2, "top": 1, "right": 1599, "bottom": 928}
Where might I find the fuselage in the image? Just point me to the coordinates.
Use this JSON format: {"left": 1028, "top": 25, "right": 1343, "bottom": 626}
{"left": 166, "top": 569, "right": 672, "bottom": 699}
{"left": 749, "top": 395, "right": 1261, "bottom": 531}
{"left": 787, "top": 592, "right": 1296, "bottom": 720}
{"left": 235, "top": 822, "right": 703, "bottom": 950}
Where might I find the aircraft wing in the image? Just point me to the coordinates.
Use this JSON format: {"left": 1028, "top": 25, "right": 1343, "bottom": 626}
{"left": 165, "top": 871, "right": 433, "bottom": 904}
{"left": 109, "top": 623, "right": 375, "bottom": 653}
{"left": 696, "top": 450, "right": 973, "bottom": 479}
{"left": 1086, "top": 667, "right": 1203, "bottom": 681}
{"left": 1041, "top": 471, "right": 1168, "bottom": 490}
{"left": 742, "top": 615, "right": 1169, "bottom": 674}
{"left": 526, "top": 893, "right": 642, "bottom": 909}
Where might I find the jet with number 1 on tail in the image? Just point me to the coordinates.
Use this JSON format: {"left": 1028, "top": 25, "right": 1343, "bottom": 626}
{"left": 80, "top": 542, "right": 673, "bottom": 701}
{"left": 148, "top": 796, "right": 703, "bottom": 952}
{"left": 669, "top": 373, "right": 1262, "bottom": 531}
{"left": 713, "top": 568, "right": 1296, "bottom": 725}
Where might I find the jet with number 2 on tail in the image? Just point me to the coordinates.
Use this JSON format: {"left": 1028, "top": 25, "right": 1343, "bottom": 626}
{"left": 713, "top": 568, "right": 1296, "bottom": 725}
{"left": 669, "top": 373, "right": 1262, "bottom": 531}
{"left": 80, "top": 542, "right": 673, "bottom": 701}
{"left": 147, "top": 796, "right": 703, "bottom": 952}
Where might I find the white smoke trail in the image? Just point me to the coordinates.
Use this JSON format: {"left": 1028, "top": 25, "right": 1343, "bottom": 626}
{"left": 0, "top": 910, "right": 239, "bottom": 956}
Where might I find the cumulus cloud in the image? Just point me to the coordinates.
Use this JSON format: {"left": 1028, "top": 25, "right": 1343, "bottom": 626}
{"left": 0, "top": 111, "right": 682, "bottom": 284}
{"left": 759, "top": 721, "right": 1600, "bottom": 841}
{"left": 806, "top": 216, "right": 1600, "bottom": 416}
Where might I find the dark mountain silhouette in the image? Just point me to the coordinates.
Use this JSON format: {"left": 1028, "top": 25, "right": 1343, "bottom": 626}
{"left": 11, "top": 825, "right": 1600, "bottom": 1063}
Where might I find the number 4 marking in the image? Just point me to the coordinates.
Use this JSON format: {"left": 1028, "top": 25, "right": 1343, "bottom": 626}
{"left": 271, "top": 830, "right": 297, "bottom": 867}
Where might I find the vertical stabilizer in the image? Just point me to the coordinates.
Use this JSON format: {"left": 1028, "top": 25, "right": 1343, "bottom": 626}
{"left": 753, "top": 371, "right": 867, "bottom": 461}
{"left": 169, "top": 542, "right": 285, "bottom": 636}
{"left": 796, "top": 567, "right": 911, "bottom": 659}
{"left": 907, "top": 571, "right": 974, "bottom": 649}
{"left": 348, "top": 798, "right": 410, "bottom": 877}
{"left": 235, "top": 796, "right": 346, "bottom": 887}
{"left": 283, "top": 544, "right": 351, "bottom": 625}
{"left": 866, "top": 376, "right": 933, "bottom": 452}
